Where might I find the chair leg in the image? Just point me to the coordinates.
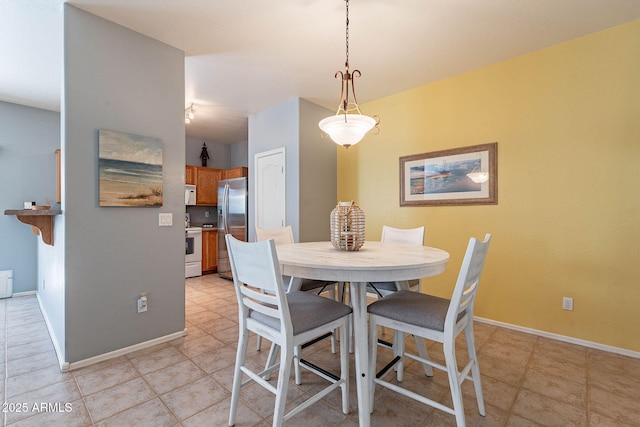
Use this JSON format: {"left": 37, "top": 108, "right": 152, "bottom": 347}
{"left": 368, "top": 314, "right": 378, "bottom": 414}
{"left": 273, "top": 345, "right": 294, "bottom": 427}
{"left": 294, "top": 345, "right": 302, "bottom": 385}
{"left": 265, "top": 342, "right": 280, "bottom": 381}
{"left": 465, "top": 324, "right": 485, "bottom": 416}
{"left": 339, "top": 321, "right": 350, "bottom": 414}
{"left": 338, "top": 282, "right": 347, "bottom": 303}
{"left": 329, "top": 283, "right": 337, "bottom": 354}
{"left": 256, "top": 335, "right": 262, "bottom": 351}
{"left": 444, "top": 341, "right": 466, "bottom": 427}
{"left": 348, "top": 314, "right": 354, "bottom": 354}
{"left": 395, "top": 330, "right": 405, "bottom": 382}
{"left": 331, "top": 329, "right": 337, "bottom": 354}
{"left": 229, "top": 327, "right": 249, "bottom": 426}
{"left": 413, "top": 335, "right": 434, "bottom": 377}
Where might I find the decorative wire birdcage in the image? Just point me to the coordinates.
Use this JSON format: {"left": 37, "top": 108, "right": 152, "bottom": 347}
{"left": 330, "top": 201, "right": 365, "bottom": 251}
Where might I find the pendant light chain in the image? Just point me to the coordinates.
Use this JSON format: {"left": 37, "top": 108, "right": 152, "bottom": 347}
{"left": 345, "top": 0, "right": 350, "bottom": 70}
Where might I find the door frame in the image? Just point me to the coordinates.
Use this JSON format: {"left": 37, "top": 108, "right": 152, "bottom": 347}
{"left": 254, "top": 147, "right": 286, "bottom": 233}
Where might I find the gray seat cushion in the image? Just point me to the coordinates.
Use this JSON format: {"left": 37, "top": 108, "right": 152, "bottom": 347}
{"left": 250, "top": 291, "right": 352, "bottom": 335}
{"left": 282, "top": 275, "right": 335, "bottom": 293}
{"left": 367, "top": 290, "right": 454, "bottom": 332}
{"left": 367, "top": 279, "right": 420, "bottom": 294}
{"left": 367, "top": 281, "right": 397, "bottom": 293}
{"left": 300, "top": 279, "right": 335, "bottom": 293}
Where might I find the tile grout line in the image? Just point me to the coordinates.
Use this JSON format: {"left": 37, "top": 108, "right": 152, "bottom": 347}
{"left": 69, "top": 370, "right": 96, "bottom": 426}
{"left": 502, "top": 330, "right": 538, "bottom": 426}
{"left": 516, "top": 335, "right": 539, "bottom": 424}
{"left": 129, "top": 352, "right": 186, "bottom": 426}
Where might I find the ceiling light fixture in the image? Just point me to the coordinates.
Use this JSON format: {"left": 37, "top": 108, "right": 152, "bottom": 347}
{"left": 319, "top": 0, "right": 378, "bottom": 149}
{"left": 185, "top": 104, "right": 195, "bottom": 124}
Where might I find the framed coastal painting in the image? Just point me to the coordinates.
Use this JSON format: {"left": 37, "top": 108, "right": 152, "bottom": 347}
{"left": 400, "top": 142, "right": 497, "bottom": 206}
{"left": 98, "top": 129, "right": 163, "bottom": 207}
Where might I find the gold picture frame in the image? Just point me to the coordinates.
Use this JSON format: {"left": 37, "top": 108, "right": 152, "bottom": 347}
{"left": 400, "top": 143, "right": 497, "bottom": 206}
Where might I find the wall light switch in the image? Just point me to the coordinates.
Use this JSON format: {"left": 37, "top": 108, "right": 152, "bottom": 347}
{"left": 159, "top": 213, "right": 173, "bottom": 226}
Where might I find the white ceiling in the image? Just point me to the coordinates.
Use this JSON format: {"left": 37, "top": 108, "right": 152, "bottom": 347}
{"left": 2, "top": 0, "right": 640, "bottom": 144}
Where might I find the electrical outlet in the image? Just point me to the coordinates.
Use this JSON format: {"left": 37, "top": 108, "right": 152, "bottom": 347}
{"left": 562, "top": 297, "right": 574, "bottom": 311}
{"left": 137, "top": 294, "right": 148, "bottom": 313}
{"left": 205, "top": 210, "right": 210, "bottom": 218}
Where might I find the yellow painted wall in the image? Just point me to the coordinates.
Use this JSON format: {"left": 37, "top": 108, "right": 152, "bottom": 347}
{"left": 337, "top": 21, "right": 640, "bottom": 352}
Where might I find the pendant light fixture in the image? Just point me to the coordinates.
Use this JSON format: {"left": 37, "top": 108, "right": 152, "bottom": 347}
{"left": 319, "top": 0, "right": 378, "bottom": 148}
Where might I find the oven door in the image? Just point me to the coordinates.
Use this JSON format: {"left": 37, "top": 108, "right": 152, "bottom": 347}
{"left": 185, "top": 228, "right": 202, "bottom": 263}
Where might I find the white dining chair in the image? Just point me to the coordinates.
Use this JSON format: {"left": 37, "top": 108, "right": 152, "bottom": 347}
{"left": 358, "top": 225, "right": 432, "bottom": 373}
{"left": 367, "top": 234, "right": 492, "bottom": 427}
{"left": 255, "top": 226, "right": 339, "bottom": 353}
{"left": 226, "top": 235, "right": 351, "bottom": 427}
{"left": 366, "top": 225, "right": 425, "bottom": 296}
{"left": 256, "top": 226, "right": 338, "bottom": 297}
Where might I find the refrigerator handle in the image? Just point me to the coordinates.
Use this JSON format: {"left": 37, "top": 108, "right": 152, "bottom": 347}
{"left": 220, "top": 183, "right": 226, "bottom": 234}
{"left": 223, "top": 183, "right": 230, "bottom": 235}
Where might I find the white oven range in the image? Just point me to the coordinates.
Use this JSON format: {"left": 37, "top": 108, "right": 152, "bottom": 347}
{"left": 185, "top": 227, "right": 202, "bottom": 278}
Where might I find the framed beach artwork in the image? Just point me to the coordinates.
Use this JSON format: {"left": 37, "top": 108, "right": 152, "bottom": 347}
{"left": 400, "top": 142, "right": 497, "bottom": 206}
{"left": 98, "top": 129, "right": 163, "bottom": 207}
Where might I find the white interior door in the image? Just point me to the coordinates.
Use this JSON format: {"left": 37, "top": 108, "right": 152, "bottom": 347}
{"left": 255, "top": 147, "right": 286, "bottom": 230}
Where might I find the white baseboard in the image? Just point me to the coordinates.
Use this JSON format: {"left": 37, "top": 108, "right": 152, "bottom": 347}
{"left": 36, "top": 294, "right": 66, "bottom": 372}
{"left": 475, "top": 316, "right": 640, "bottom": 359}
{"left": 35, "top": 293, "right": 187, "bottom": 372}
{"left": 11, "top": 290, "right": 36, "bottom": 297}
{"left": 65, "top": 329, "right": 187, "bottom": 372}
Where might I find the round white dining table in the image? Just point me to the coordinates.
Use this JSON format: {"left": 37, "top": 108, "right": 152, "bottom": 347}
{"left": 275, "top": 241, "right": 449, "bottom": 427}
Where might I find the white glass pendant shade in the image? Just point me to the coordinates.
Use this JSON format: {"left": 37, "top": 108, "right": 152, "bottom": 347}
{"left": 319, "top": 114, "right": 376, "bottom": 148}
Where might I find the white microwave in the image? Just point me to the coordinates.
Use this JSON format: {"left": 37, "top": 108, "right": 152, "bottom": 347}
{"left": 185, "top": 185, "right": 196, "bottom": 205}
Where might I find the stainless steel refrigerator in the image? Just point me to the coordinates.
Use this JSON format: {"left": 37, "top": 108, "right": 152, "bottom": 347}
{"left": 217, "top": 177, "right": 248, "bottom": 279}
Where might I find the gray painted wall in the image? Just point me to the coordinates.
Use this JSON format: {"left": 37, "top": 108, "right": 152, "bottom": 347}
{"left": 299, "top": 99, "right": 337, "bottom": 242}
{"left": 185, "top": 137, "right": 248, "bottom": 169}
{"left": 230, "top": 140, "right": 248, "bottom": 168}
{"left": 40, "top": 5, "right": 186, "bottom": 365}
{"left": 186, "top": 136, "right": 230, "bottom": 168}
{"left": 247, "top": 98, "right": 335, "bottom": 243}
{"left": 248, "top": 99, "right": 300, "bottom": 242}
{"left": 0, "top": 101, "right": 59, "bottom": 294}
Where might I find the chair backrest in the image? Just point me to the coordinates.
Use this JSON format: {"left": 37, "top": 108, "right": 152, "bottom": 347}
{"left": 226, "top": 234, "right": 292, "bottom": 338}
{"left": 445, "top": 234, "right": 492, "bottom": 333}
{"left": 256, "top": 226, "right": 295, "bottom": 246}
{"left": 381, "top": 225, "right": 425, "bottom": 245}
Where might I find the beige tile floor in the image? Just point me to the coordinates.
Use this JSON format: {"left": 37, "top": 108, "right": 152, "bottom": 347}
{"left": 1, "top": 273, "right": 640, "bottom": 426}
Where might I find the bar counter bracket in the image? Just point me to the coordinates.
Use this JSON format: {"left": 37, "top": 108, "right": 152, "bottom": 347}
{"left": 4, "top": 209, "right": 62, "bottom": 246}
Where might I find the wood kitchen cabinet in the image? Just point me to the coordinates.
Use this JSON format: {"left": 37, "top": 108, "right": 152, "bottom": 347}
{"left": 196, "top": 167, "right": 222, "bottom": 205}
{"left": 202, "top": 229, "right": 218, "bottom": 273}
{"left": 186, "top": 166, "right": 245, "bottom": 205}
{"left": 223, "top": 166, "right": 248, "bottom": 179}
{"left": 185, "top": 165, "right": 196, "bottom": 185}
{"left": 186, "top": 166, "right": 222, "bottom": 205}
